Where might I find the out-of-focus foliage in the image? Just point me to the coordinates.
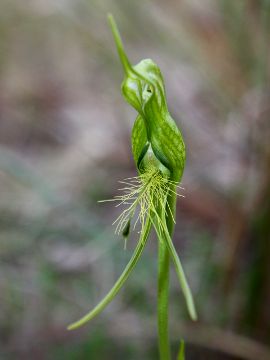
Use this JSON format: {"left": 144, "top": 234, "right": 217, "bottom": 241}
{"left": 0, "top": 0, "right": 269, "bottom": 359}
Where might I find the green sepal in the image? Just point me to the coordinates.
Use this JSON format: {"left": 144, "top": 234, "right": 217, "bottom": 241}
{"left": 154, "top": 208, "right": 197, "bottom": 321}
{"left": 67, "top": 216, "right": 152, "bottom": 330}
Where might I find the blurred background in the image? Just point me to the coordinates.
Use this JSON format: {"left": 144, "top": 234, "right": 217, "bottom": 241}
{"left": 0, "top": 0, "right": 269, "bottom": 359}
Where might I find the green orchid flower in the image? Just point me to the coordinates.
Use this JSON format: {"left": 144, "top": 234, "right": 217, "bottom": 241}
{"left": 68, "top": 14, "right": 197, "bottom": 360}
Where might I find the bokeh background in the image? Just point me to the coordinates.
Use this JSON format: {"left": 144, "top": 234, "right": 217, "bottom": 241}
{"left": 0, "top": 1, "right": 270, "bottom": 359}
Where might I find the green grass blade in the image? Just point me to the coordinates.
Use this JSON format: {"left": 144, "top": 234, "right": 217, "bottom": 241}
{"left": 177, "top": 339, "right": 185, "bottom": 360}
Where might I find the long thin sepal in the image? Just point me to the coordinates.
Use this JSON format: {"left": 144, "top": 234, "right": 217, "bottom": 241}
{"left": 153, "top": 215, "right": 197, "bottom": 321}
{"left": 107, "top": 14, "right": 133, "bottom": 76}
{"left": 163, "top": 226, "right": 197, "bottom": 320}
{"left": 67, "top": 217, "right": 151, "bottom": 330}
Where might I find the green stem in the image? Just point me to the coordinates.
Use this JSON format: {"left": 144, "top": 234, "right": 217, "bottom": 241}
{"left": 157, "top": 188, "right": 177, "bottom": 359}
{"left": 158, "top": 237, "right": 171, "bottom": 360}
{"left": 156, "top": 186, "right": 197, "bottom": 359}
